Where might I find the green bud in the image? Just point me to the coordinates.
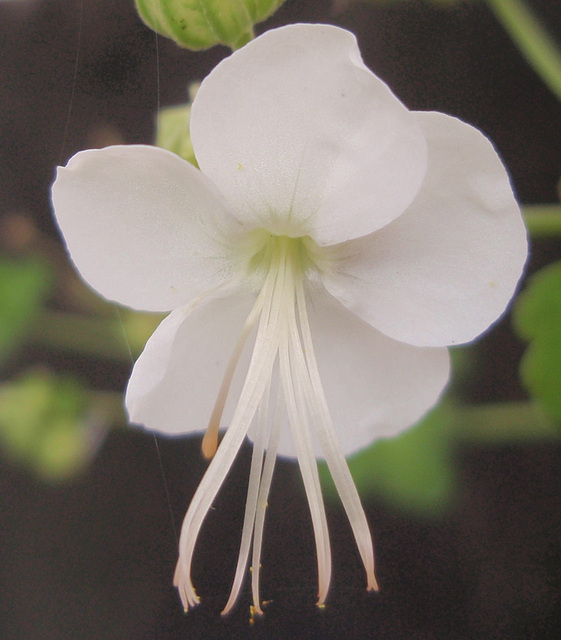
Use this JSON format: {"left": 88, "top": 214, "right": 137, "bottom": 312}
{"left": 135, "top": 0, "right": 286, "bottom": 50}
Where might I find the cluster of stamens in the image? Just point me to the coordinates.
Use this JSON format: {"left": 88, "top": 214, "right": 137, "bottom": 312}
{"left": 174, "top": 234, "right": 377, "bottom": 616}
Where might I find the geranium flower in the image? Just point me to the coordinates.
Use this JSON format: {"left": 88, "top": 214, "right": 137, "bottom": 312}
{"left": 51, "top": 24, "right": 527, "bottom": 616}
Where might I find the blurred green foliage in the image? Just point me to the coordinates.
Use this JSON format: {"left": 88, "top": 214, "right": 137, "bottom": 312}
{"left": 0, "top": 369, "right": 91, "bottom": 481}
{"left": 0, "top": 256, "right": 52, "bottom": 366}
{"left": 513, "top": 261, "right": 561, "bottom": 423}
{"left": 321, "top": 405, "right": 457, "bottom": 518}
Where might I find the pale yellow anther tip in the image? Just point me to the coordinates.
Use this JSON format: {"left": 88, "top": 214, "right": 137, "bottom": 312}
{"left": 201, "top": 432, "right": 218, "bottom": 460}
{"left": 249, "top": 603, "right": 264, "bottom": 624}
{"left": 368, "top": 575, "right": 380, "bottom": 592}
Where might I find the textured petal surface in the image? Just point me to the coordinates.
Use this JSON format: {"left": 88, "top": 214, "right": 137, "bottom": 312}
{"left": 300, "top": 288, "right": 450, "bottom": 457}
{"left": 323, "top": 112, "right": 528, "bottom": 347}
{"left": 52, "top": 145, "right": 241, "bottom": 312}
{"left": 191, "top": 24, "right": 427, "bottom": 245}
{"left": 126, "top": 291, "right": 256, "bottom": 436}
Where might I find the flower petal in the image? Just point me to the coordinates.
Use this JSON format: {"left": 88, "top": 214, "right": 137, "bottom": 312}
{"left": 127, "top": 284, "right": 447, "bottom": 459}
{"left": 126, "top": 290, "right": 256, "bottom": 435}
{"left": 52, "top": 145, "right": 241, "bottom": 312}
{"left": 190, "top": 24, "right": 427, "bottom": 245}
{"left": 322, "top": 112, "right": 528, "bottom": 347}
{"left": 277, "top": 287, "right": 450, "bottom": 458}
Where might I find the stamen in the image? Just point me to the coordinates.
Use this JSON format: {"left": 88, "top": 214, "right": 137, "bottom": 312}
{"left": 221, "top": 378, "right": 271, "bottom": 615}
{"left": 279, "top": 254, "right": 332, "bottom": 606}
{"left": 175, "top": 238, "right": 288, "bottom": 611}
{"left": 176, "top": 234, "right": 377, "bottom": 615}
{"left": 202, "top": 295, "right": 264, "bottom": 459}
{"left": 250, "top": 381, "right": 282, "bottom": 614}
{"left": 222, "top": 241, "right": 291, "bottom": 614}
{"left": 284, "top": 341, "right": 332, "bottom": 603}
{"left": 294, "top": 279, "right": 379, "bottom": 592}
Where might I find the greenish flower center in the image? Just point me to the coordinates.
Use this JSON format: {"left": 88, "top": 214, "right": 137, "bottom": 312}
{"left": 240, "top": 231, "right": 325, "bottom": 288}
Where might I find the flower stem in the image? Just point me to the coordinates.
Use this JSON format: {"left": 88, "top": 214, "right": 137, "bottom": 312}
{"left": 454, "top": 400, "right": 559, "bottom": 443}
{"left": 523, "top": 204, "right": 561, "bottom": 238}
{"left": 485, "top": 0, "right": 561, "bottom": 102}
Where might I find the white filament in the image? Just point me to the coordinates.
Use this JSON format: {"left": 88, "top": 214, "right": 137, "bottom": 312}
{"left": 201, "top": 294, "right": 265, "bottom": 459}
{"left": 174, "top": 249, "right": 287, "bottom": 609}
{"left": 293, "top": 278, "right": 378, "bottom": 591}
{"left": 221, "top": 379, "right": 271, "bottom": 615}
{"left": 250, "top": 385, "right": 281, "bottom": 614}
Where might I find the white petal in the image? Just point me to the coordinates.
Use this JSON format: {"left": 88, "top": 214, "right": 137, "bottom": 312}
{"left": 126, "top": 290, "right": 255, "bottom": 435}
{"left": 52, "top": 145, "right": 241, "bottom": 312}
{"left": 190, "top": 24, "right": 427, "bottom": 245}
{"left": 305, "top": 288, "right": 450, "bottom": 457}
{"left": 323, "top": 112, "right": 528, "bottom": 347}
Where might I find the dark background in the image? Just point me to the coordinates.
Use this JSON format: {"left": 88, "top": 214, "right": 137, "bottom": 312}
{"left": 1, "top": 0, "right": 561, "bottom": 638}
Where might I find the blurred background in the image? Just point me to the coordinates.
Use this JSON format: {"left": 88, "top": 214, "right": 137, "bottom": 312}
{"left": 1, "top": 0, "right": 561, "bottom": 638}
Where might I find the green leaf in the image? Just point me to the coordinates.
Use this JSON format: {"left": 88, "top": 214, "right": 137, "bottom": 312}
{"left": 0, "top": 370, "right": 91, "bottom": 481}
{"left": 0, "top": 257, "right": 53, "bottom": 366}
{"left": 514, "top": 261, "right": 561, "bottom": 340}
{"left": 321, "top": 405, "right": 457, "bottom": 519}
{"left": 513, "top": 261, "right": 561, "bottom": 422}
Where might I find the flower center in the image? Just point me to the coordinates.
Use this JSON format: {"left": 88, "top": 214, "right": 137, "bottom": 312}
{"left": 239, "top": 231, "right": 326, "bottom": 290}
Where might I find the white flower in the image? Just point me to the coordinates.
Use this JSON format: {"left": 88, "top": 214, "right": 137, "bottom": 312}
{"left": 51, "top": 24, "right": 527, "bottom": 616}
